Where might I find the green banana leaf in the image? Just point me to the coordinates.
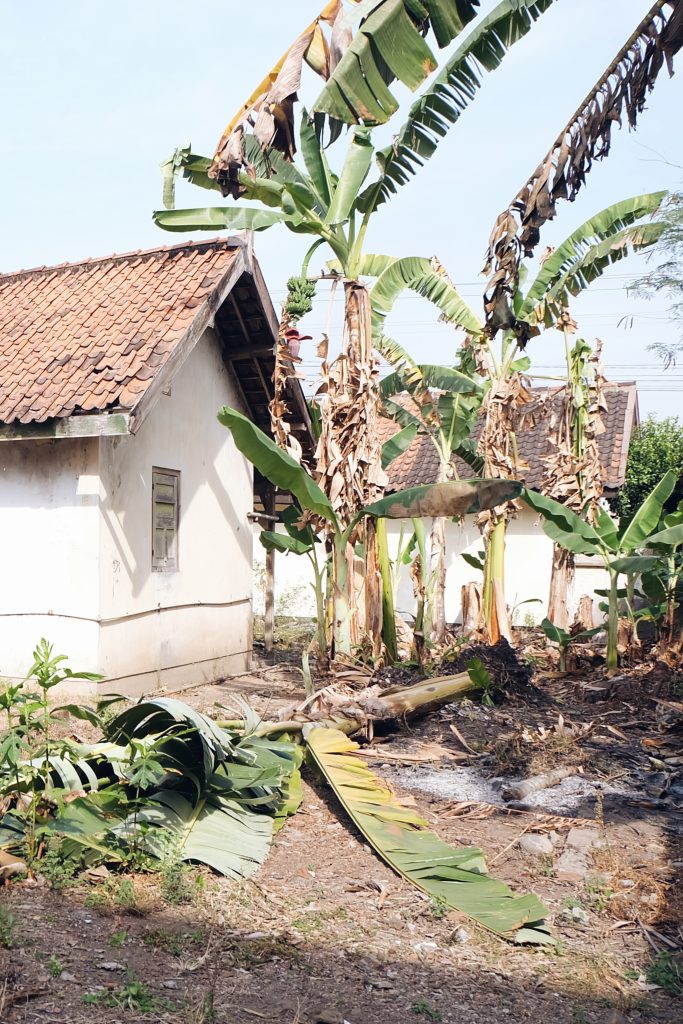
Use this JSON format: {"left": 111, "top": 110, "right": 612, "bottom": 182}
{"left": 260, "top": 531, "right": 313, "bottom": 556}
{"left": 523, "top": 489, "right": 604, "bottom": 557}
{"left": 106, "top": 697, "right": 235, "bottom": 784}
{"left": 526, "top": 221, "right": 666, "bottom": 327}
{"left": 363, "top": 479, "right": 522, "bottom": 520}
{"left": 380, "top": 363, "right": 482, "bottom": 401}
{"left": 300, "top": 109, "right": 333, "bottom": 208}
{"left": 218, "top": 407, "right": 336, "bottom": 525}
{"left": 608, "top": 556, "right": 662, "bottom": 575}
{"left": 648, "top": 523, "right": 683, "bottom": 547}
{"left": 152, "top": 204, "right": 288, "bottom": 233}
{"left": 381, "top": 424, "right": 418, "bottom": 469}
{"left": 618, "top": 470, "right": 677, "bottom": 551}
{"left": 120, "top": 784, "right": 275, "bottom": 880}
{"left": 519, "top": 194, "right": 667, "bottom": 315}
{"left": 306, "top": 727, "right": 550, "bottom": 941}
{"left": 312, "top": 0, "right": 475, "bottom": 125}
{"left": 540, "top": 617, "right": 565, "bottom": 645}
{"left": 325, "top": 127, "right": 374, "bottom": 225}
{"left": 370, "top": 257, "right": 482, "bottom": 338}
{"left": 594, "top": 505, "right": 619, "bottom": 552}
{"left": 366, "top": 0, "right": 557, "bottom": 208}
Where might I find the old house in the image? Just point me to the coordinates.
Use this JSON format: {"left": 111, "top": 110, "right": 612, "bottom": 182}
{"left": 0, "top": 237, "right": 310, "bottom": 694}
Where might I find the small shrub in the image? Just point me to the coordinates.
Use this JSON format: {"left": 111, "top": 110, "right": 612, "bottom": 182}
{"left": 160, "top": 856, "right": 195, "bottom": 906}
{"left": 39, "top": 842, "right": 77, "bottom": 891}
{"left": 48, "top": 955, "right": 63, "bottom": 977}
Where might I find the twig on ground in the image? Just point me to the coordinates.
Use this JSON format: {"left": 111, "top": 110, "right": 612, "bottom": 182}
{"left": 489, "top": 824, "right": 532, "bottom": 866}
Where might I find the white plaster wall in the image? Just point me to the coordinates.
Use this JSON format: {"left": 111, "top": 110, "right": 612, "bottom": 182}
{"left": 252, "top": 524, "right": 319, "bottom": 618}
{"left": 0, "top": 437, "right": 101, "bottom": 679}
{"left": 98, "top": 328, "right": 253, "bottom": 692}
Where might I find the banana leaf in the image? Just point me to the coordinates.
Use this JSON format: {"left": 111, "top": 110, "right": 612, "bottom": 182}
{"left": 218, "top": 406, "right": 336, "bottom": 524}
{"left": 362, "top": 479, "right": 522, "bottom": 520}
{"left": 370, "top": 257, "right": 482, "bottom": 338}
{"left": 519, "top": 193, "right": 667, "bottom": 317}
{"left": 152, "top": 204, "right": 288, "bottom": 233}
{"left": 306, "top": 727, "right": 550, "bottom": 941}
{"left": 523, "top": 489, "right": 604, "bottom": 557}
{"left": 105, "top": 697, "right": 236, "bottom": 782}
{"left": 366, "top": 0, "right": 557, "bottom": 207}
{"left": 649, "top": 523, "right": 683, "bottom": 547}
{"left": 618, "top": 470, "right": 677, "bottom": 551}
{"left": 260, "top": 531, "right": 313, "bottom": 556}
{"left": 381, "top": 424, "right": 418, "bottom": 469}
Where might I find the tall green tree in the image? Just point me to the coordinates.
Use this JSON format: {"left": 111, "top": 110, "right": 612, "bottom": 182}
{"left": 617, "top": 415, "right": 683, "bottom": 522}
{"left": 630, "top": 190, "right": 683, "bottom": 368}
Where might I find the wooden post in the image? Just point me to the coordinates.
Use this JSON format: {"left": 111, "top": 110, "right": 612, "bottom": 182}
{"left": 264, "top": 487, "right": 276, "bottom": 656}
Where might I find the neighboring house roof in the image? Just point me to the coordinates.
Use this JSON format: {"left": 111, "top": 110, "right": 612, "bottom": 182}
{"left": 379, "top": 381, "right": 639, "bottom": 494}
{"left": 0, "top": 238, "right": 312, "bottom": 465}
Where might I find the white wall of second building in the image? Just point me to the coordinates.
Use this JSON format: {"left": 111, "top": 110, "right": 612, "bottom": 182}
{"left": 257, "top": 505, "right": 610, "bottom": 628}
{"left": 0, "top": 436, "right": 101, "bottom": 679}
{"left": 97, "top": 327, "right": 255, "bottom": 694}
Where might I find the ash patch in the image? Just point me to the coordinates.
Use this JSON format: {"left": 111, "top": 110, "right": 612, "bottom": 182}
{"left": 384, "top": 763, "right": 637, "bottom": 819}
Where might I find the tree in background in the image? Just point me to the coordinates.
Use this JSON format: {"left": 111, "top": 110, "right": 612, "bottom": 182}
{"left": 631, "top": 191, "right": 683, "bottom": 368}
{"left": 617, "top": 415, "right": 683, "bottom": 522}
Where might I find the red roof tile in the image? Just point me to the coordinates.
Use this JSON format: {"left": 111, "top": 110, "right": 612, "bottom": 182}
{"left": 0, "top": 238, "right": 241, "bottom": 424}
{"left": 380, "top": 382, "right": 638, "bottom": 493}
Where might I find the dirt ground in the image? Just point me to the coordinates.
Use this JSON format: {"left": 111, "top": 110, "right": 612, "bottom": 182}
{"left": 1, "top": 639, "right": 682, "bottom": 1024}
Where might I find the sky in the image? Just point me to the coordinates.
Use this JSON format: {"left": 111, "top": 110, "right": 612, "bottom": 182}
{"left": 1, "top": 1, "right": 682, "bottom": 417}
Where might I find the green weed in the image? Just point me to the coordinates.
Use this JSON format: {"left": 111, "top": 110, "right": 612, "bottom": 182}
{"left": 412, "top": 1002, "right": 442, "bottom": 1020}
{"left": 647, "top": 952, "right": 682, "bottom": 994}
{"left": 83, "top": 972, "right": 172, "bottom": 1012}
{"left": 0, "top": 905, "right": 16, "bottom": 948}
{"left": 48, "top": 955, "right": 63, "bottom": 977}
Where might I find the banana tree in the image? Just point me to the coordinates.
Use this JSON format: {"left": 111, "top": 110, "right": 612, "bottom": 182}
{"left": 483, "top": 0, "right": 683, "bottom": 337}
{"left": 542, "top": 334, "right": 605, "bottom": 629}
{"left": 524, "top": 470, "right": 678, "bottom": 672}
{"left": 219, "top": 405, "right": 522, "bottom": 658}
{"left": 154, "top": 2, "right": 560, "bottom": 655}
{"left": 379, "top": 357, "right": 484, "bottom": 642}
{"left": 355, "top": 193, "right": 667, "bottom": 642}
{"left": 258, "top": 425, "right": 420, "bottom": 662}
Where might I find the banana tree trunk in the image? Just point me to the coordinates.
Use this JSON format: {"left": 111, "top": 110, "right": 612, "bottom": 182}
{"left": 482, "top": 517, "right": 511, "bottom": 643}
{"left": 376, "top": 518, "right": 397, "bottom": 663}
{"left": 429, "top": 463, "right": 449, "bottom": 644}
{"left": 606, "top": 568, "right": 619, "bottom": 674}
{"left": 547, "top": 545, "right": 575, "bottom": 629}
{"left": 318, "top": 281, "right": 387, "bottom": 658}
{"left": 410, "top": 518, "right": 429, "bottom": 664}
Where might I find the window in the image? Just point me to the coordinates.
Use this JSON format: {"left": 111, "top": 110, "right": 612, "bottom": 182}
{"left": 152, "top": 468, "right": 179, "bottom": 571}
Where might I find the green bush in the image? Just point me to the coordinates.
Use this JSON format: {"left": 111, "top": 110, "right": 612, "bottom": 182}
{"left": 617, "top": 416, "right": 683, "bottom": 522}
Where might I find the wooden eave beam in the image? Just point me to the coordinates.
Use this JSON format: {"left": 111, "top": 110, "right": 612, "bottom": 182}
{"left": 0, "top": 412, "right": 131, "bottom": 442}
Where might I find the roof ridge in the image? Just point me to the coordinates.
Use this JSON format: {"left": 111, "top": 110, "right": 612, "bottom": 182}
{"left": 0, "top": 235, "right": 247, "bottom": 284}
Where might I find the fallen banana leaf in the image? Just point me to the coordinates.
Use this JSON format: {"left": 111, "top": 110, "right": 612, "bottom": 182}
{"left": 305, "top": 726, "right": 551, "bottom": 943}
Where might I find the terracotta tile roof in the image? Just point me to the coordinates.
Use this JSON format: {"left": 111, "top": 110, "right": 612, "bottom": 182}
{"left": 0, "top": 238, "right": 243, "bottom": 424}
{"left": 380, "top": 381, "right": 638, "bottom": 493}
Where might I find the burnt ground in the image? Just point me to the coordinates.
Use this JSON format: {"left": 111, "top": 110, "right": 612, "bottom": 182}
{"left": 1, "top": 640, "right": 682, "bottom": 1024}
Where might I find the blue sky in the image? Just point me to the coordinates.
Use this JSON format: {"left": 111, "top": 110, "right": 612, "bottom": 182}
{"left": 1, "top": 1, "right": 682, "bottom": 416}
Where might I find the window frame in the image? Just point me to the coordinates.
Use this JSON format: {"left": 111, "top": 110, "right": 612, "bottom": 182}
{"left": 151, "top": 467, "right": 180, "bottom": 572}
